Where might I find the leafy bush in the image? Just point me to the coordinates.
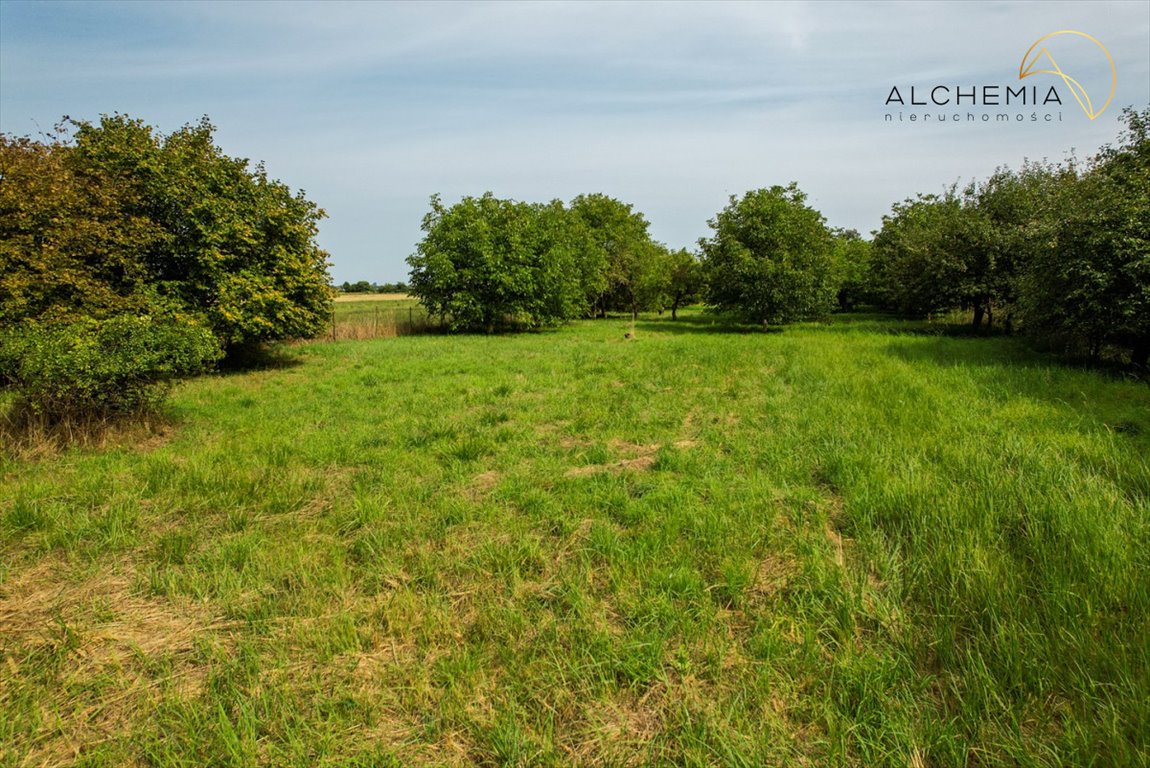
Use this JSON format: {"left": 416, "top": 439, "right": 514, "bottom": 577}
{"left": 0, "top": 314, "right": 221, "bottom": 421}
{"left": 1, "top": 115, "right": 334, "bottom": 352}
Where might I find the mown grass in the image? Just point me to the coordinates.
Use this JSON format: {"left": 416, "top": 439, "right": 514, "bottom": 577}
{"left": 1, "top": 312, "right": 1147, "bottom": 767}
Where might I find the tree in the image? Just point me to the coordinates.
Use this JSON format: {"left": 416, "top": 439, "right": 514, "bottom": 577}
{"left": 665, "top": 248, "right": 704, "bottom": 319}
{"left": 699, "top": 184, "right": 836, "bottom": 325}
{"left": 966, "top": 162, "right": 1062, "bottom": 332}
{"left": 829, "top": 229, "right": 873, "bottom": 312}
{"left": 406, "top": 193, "right": 590, "bottom": 332}
{"left": 568, "top": 194, "right": 658, "bottom": 319}
{"left": 1020, "top": 108, "right": 1150, "bottom": 364}
{"left": 63, "top": 114, "right": 333, "bottom": 350}
{"left": 0, "top": 131, "right": 163, "bottom": 325}
{"left": 870, "top": 191, "right": 992, "bottom": 324}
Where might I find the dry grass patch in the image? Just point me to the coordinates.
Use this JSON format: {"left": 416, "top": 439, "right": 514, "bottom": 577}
{"left": 0, "top": 559, "right": 225, "bottom": 662}
{"left": 564, "top": 438, "right": 698, "bottom": 478}
{"left": 564, "top": 455, "right": 656, "bottom": 478}
{"left": 0, "top": 412, "right": 174, "bottom": 462}
{"left": 753, "top": 551, "right": 798, "bottom": 599}
{"left": 0, "top": 559, "right": 233, "bottom": 765}
{"left": 463, "top": 469, "right": 501, "bottom": 501}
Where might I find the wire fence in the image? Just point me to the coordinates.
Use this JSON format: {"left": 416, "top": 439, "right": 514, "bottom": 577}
{"left": 324, "top": 305, "right": 444, "bottom": 340}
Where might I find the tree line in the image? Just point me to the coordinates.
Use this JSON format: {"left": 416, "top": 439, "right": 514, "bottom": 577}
{"left": 338, "top": 280, "right": 409, "bottom": 294}
{"left": 408, "top": 107, "right": 1148, "bottom": 366}
{"left": 869, "top": 107, "right": 1148, "bottom": 366}
{"left": 2, "top": 107, "right": 1145, "bottom": 426}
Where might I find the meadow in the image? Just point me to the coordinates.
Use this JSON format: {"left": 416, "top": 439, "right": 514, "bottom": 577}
{"left": 328, "top": 295, "right": 433, "bottom": 340}
{"left": 1, "top": 309, "right": 1148, "bottom": 767}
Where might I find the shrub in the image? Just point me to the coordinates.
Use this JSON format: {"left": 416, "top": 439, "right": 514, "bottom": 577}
{"left": 0, "top": 314, "right": 221, "bottom": 422}
{"left": 1, "top": 115, "right": 334, "bottom": 352}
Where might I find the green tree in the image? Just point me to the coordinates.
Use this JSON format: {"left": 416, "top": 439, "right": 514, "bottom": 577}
{"left": 568, "top": 194, "right": 657, "bottom": 319}
{"left": 1020, "top": 108, "right": 1150, "bottom": 364}
{"left": 967, "top": 164, "right": 1055, "bottom": 332}
{"left": 870, "top": 191, "right": 990, "bottom": 322}
{"left": 406, "top": 194, "right": 589, "bottom": 332}
{"left": 699, "top": 184, "right": 836, "bottom": 326}
{"left": 0, "top": 131, "right": 163, "bottom": 324}
{"left": 665, "top": 248, "right": 704, "bottom": 319}
{"left": 66, "top": 114, "right": 334, "bottom": 350}
{"left": 829, "top": 229, "right": 873, "bottom": 312}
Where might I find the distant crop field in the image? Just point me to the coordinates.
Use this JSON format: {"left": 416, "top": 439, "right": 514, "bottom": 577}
{"left": 327, "top": 295, "right": 430, "bottom": 339}
{"left": 2, "top": 312, "right": 1148, "bottom": 767}
{"left": 334, "top": 292, "right": 412, "bottom": 303}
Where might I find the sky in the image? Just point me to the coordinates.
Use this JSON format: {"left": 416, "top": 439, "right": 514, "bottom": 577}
{"left": 2, "top": 1, "right": 1148, "bottom": 284}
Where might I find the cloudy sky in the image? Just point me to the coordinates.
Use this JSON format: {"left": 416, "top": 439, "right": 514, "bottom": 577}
{"left": 2, "top": 1, "right": 1148, "bottom": 283}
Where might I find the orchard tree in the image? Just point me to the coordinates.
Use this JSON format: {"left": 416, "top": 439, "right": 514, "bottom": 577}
{"left": 699, "top": 184, "right": 836, "bottom": 326}
{"left": 569, "top": 193, "right": 659, "bottom": 318}
{"left": 1020, "top": 107, "right": 1150, "bottom": 364}
{"left": 965, "top": 161, "right": 1066, "bottom": 331}
{"left": 829, "top": 229, "right": 873, "bottom": 311}
{"left": 665, "top": 248, "right": 704, "bottom": 319}
{"left": 530, "top": 199, "right": 603, "bottom": 324}
{"left": 872, "top": 167, "right": 1069, "bottom": 330}
{"left": 870, "top": 191, "right": 991, "bottom": 322}
{"left": 406, "top": 193, "right": 590, "bottom": 332}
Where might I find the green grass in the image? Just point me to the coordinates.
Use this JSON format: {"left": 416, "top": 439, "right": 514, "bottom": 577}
{"left": 333, "top": 296, "right": 422, "bottom": 318}
{"left": 2, "top": 311, "right": 1148, "bottom": 767}
{"left": 330, "top": 297, "right": 433, "bottom": 340}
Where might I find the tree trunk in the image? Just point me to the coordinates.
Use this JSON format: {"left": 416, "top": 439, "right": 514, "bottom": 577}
{"left": 972, "top": 304, "right": 985, "bottom": 330}
{"left": 986, "top": 303, "right": 994, "bottom": 330}
{"left": 671, "top": 303, "right": 678, "bottom": 320}
{"left": 1131, "top": 336, "right": 1150, "bottom": 368}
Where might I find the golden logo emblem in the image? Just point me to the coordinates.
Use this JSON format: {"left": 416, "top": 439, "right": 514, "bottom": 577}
{"left": 1019, "top": 31, "right": 1117, "bottom": 120}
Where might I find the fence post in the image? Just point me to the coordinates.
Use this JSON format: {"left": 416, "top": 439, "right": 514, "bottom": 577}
{"left": 374, "top": 307, "right": 379, "bottom": 337}
{"left": 331, "top": 309, "right": 336, "bottom": 341}
{"left": 408, "top": 307, "right": 413, "bottom": 331}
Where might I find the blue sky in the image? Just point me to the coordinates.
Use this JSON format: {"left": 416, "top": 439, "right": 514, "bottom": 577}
{"left": 2, "top": 1, "right": 1148, "bottom": 283}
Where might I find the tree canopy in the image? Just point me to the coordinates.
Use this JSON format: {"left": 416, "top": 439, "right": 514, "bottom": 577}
{"left": 406, "top": 193, "right": 594, "bottom": 332}
{"left": 699, "top": 184, "right": 836, "bottom": 325}
{"left": 868, "top": 107, "right": 1149, "bottom": 365}
{"left": 406, "top": 192, "right": 678, "bottom": 331}
{"left": 1, "top": 114, "right": 333, "bottom": 350}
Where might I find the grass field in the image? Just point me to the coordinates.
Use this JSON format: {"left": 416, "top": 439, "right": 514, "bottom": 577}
{"left": 334, "top": 294, "right": 416, "bottom": 304}
{"left": 328, "top": 295, "right": 432, "bottom": 340}
{"left": 1, "top": 312, "right": 1148, "bottom": 767}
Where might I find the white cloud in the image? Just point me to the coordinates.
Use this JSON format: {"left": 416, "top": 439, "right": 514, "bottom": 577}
{"left": 1, "top": 0, "right": 1147, "bottom": 281}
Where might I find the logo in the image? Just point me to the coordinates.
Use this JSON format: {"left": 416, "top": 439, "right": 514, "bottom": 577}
{"left": 1019, "top": 31, "right": 1116, "bottom": 120}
